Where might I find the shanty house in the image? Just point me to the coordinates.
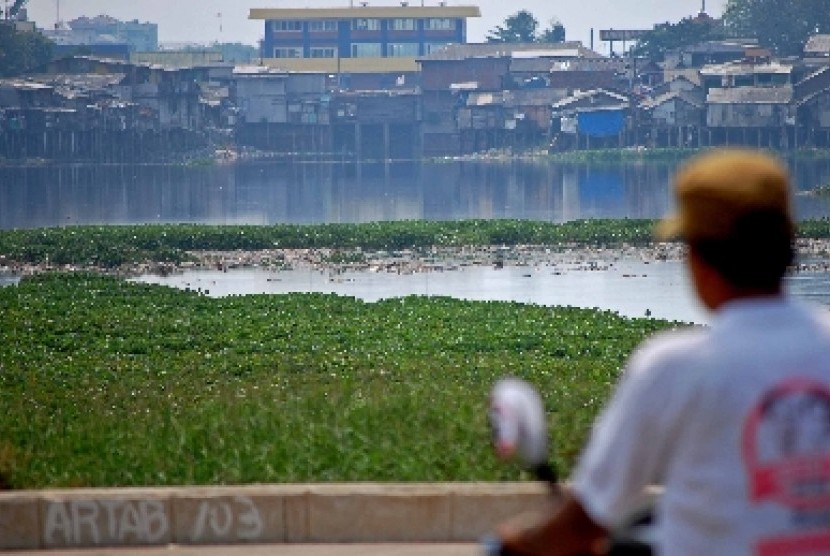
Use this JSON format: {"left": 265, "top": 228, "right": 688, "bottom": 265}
{"left": 550, "top": 88, "right": 630, "bottom": 150}
{"left": 804, "top": 35, "right": 830, "bottom": 66}
{"left": 706, "top": 85, "right": 794, "bottom": 147}
{"left": 638, "top": 91, "right": 704, "bottom": 147}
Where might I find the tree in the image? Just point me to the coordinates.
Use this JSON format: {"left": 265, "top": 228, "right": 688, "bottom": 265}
{"left": 723, "top": 0, "right": 830, "bottom": 57}
{"left": 486, "top": 10, "right": 539, "bottom": 43}
{"left": 0, "top": 24, "right": 54, "bottom": 77}
{"left": 538, "top": 19, "right": 566, "bottom": 44}
{"left": 631, "top": 16, "right": 726, "bottom": 61}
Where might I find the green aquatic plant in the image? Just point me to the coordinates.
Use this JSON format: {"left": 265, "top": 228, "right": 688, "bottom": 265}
{"left": 0, "top": 220, "right": 659, "bottom": 269}
{"left": 0, "top": 273, "right": 678, "bottom": 488}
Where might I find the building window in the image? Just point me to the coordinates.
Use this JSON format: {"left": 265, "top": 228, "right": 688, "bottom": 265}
{"left": 274, "top": 20, "right": 302, "bottom": 32}
{"left": 351, "top": 43, "right": 382, "bottom": 57}
{"left": 389, "top": 18, "right": 416, "bottom": 31}
{"left": 310, "top": 47, "right": 337, "bottom": 58}
{"left": 424, "top": 18, "right": 454, "bottom": 31}
{"left": 351, "top": 18, "right": 381, "bottom": 31}
{"left": 274, "top": 47, "right": 302, "bottom": 58}
{"left": 309, "top": 20, "right": 338, "bottom": 32}
{"left": 387, "top": 43, "right": 419, "bottom": 57}
{"left": 425, "top": 42, "right": 449, "bottom": 54}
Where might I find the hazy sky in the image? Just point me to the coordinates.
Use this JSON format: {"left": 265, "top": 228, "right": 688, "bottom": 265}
{"left": 24, "top": 0, "right": 728, "bottom": 54}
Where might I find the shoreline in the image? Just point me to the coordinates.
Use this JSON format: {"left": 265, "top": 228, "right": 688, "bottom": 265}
{"left": 3, "top": 239, "right": 830, "bottom": 282}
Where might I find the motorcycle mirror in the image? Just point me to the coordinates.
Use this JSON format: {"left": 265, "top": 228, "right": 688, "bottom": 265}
{"left": 489, "top": 377, "right": 549, "bottom": 471}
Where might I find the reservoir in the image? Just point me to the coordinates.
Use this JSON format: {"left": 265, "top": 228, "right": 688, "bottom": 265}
{"left": 4, "top": 156, "right": 830, "bottom": 323}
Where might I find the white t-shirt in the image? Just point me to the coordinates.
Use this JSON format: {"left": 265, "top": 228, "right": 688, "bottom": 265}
{"left": 571, "top": 297, "right": 830, "bottom": 555}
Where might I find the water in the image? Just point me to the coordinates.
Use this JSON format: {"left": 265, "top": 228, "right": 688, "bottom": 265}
{"left": 133, "top": 256, "right": 709, "bottom": 323}
{"left": 128, "top": 257, "right": 830, "bottom": 325}
{"left": 4, "top": 156, "right": 830, "bottom": 322}
{"left": 3, "top": 157, "right": 830, "bottom": 229}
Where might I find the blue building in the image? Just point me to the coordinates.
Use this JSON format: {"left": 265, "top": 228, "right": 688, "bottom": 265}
{"left": 249, "top": 5, "right": 480, "bottom": 75}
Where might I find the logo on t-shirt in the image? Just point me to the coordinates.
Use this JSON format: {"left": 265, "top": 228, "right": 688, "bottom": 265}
{"left": 743, "top": 378, "right": 830, "bottom": 510}
{"left": 742, "top": 378, "right": 830, "bottom": 555}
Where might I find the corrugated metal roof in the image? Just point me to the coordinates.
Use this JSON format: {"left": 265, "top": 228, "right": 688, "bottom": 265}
{"left": 805, "top": 34, "right": 830, "bottom": 55}
{"left": 260, "top": 56, "right": 419, "bottom": 73}
{"left": 640, "top": 90, "right": 703, "bottom": 110}
{"left": 419, "top": 41, "right": 601, "bottom": 61}
{"left": 707, "top": 86, "right": 793, "bottom": 104}
{"left": 504, "top": 88, "right": 564, "bottom": 107}
{"left": 551, "top": 88, "right": 628, "bottom": 110}
{"left": 0, "top": 80, "right": 53, "bottom": 91}
{"left": 700, "top": 61, "right": 793, "bottom": 77}
{"left": 466, "top": 91, "right": 502, "bottom": 106}
{"left": 249, "top": 6, "right": 481, "bottom": 20}
{"left": 511, "top": 49, "right": 581, "bottom": 59}
{"left": 682, "top": 40, "right": 755, "bottom": 54}
{"left": 796, "top": 87, "right": 830, "bottom": 107}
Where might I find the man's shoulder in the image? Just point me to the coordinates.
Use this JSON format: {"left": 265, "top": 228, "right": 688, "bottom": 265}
{"left": 631, "top": 326, "right": 709, "bottom": 371}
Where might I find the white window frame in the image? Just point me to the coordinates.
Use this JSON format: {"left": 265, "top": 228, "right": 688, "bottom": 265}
{"left": 425, "top": 42, "right": 449, "bottom": 54}
{"left": 387, "top": 43, "right": 419, "bottom": 57}
{"left": 309, "top": 20, "right": 338, "bottom": 32}
{"left": 389, "top": 18, "right": 416, "bottom": 31}
{"left": 273, "top": 20, "right": 302, "bottom": 32}
{"left": 424, "top": 18, "right": 454, "bottom": 31}
{"left": 310, "top": 47, "right": 338, "bottom": 58}
{"left": 351, "top": 43, "right": 382, "bottom": 57}
{"left": 351, "top": 18, "right": 381, "bottom": 31}
{"left": 273, "top": 47, "right": 302, "bottom": 58}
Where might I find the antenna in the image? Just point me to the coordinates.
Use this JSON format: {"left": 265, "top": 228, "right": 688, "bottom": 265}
{"left": 217, "top": 11, "right": 222, "bottom": 34}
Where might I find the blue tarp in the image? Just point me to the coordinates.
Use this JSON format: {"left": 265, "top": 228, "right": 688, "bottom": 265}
{"left": 577, "top": 110, "right": 625, "bottom": 137}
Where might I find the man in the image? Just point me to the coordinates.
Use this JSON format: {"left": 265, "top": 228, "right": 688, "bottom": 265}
{"left": 496, "top": 149, "right": 830, "bottom": 555}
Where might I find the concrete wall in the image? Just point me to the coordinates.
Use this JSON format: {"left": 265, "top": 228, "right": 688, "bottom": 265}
{"left": 0, "top": 483, "right": 554, "bottom": 550}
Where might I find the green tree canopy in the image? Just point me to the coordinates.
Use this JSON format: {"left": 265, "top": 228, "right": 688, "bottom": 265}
{"left": 486, "top": 10, "right": 539, "bottom": 43}
{"left": 631, "top": 16, "right": 726, "bottom": 61}
{"left": 723, "top": 0, "right": 830, "bottom": 56}
{"left": 539, "top": 19, "right": 566, "bottom": 44}
{"left": 0, "top": 24, "right": 54, "bottom": 77}
{"left": 486, "top": 11, "right": 566, "bottom": 44}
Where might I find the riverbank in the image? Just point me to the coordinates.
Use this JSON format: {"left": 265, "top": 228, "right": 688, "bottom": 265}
{"left": 0, "top": 242, "right": 687, "bottom": 281}
{"left": 3, "top": 238, "right": 830, "bottom": 282}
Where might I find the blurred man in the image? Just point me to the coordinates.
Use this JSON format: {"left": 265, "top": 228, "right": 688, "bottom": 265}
{"left": 497, "top": 149, "right": 830, "bottom": 555}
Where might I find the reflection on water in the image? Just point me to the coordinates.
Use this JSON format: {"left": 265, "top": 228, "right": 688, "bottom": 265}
{"left": 130, "top": 257, "right": 704, "bottom": 322}
{"left": 3, "top": 157, "right": 830, "bottom": 230}
{"left": 4, "top": 253, "right": 830, "bottom": 325}
{"left": 4, "top": 156, "right": 830, "bottom": 321}
{"left": 129, "top": 261, "right": 830, "bottom": 326}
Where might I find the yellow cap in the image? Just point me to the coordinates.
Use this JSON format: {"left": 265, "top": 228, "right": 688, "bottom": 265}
{"left": 655, "top": 149, "right": 794, "bottom": 242}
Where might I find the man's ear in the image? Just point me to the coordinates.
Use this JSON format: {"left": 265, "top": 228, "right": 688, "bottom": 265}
{"left": 687, "top": 246, "right": 730, "bottom": 311}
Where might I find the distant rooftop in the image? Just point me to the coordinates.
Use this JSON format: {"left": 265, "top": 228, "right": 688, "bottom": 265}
{"left": 707, "top": 85, "right": 793, "bottom": 104}
{"left": 805, "top": 34, "right": 830, "bottom": 55}
{"left": 699, "top": 61, "right": 793, "bottom": 77}
{"left": 419, "top": 42, "right": 600, "bottom": 61}
{"left": 249, "top": 5, "right": 481, "bottom": 20}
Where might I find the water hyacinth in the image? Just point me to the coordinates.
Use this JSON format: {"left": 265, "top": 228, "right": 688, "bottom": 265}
{"left": 7, "top": 218, "right": 829, "bottom": 488}
{"left": 0, "top": 272, "right": 677, "bottom": 489}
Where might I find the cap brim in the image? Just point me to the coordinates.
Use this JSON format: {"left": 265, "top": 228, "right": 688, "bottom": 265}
{"left": 654, "top": 216, "right": 682, "bottom": 241}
